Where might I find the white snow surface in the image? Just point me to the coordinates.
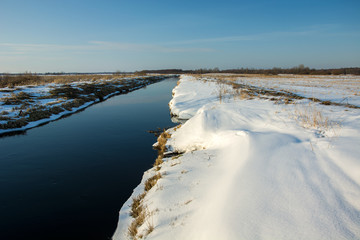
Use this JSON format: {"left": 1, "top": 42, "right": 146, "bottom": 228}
{"left": 113, "top": 75, "right": 360, "bottom": 240}
{"left": 233, "top": 74, "right": 360, "bottom": 107}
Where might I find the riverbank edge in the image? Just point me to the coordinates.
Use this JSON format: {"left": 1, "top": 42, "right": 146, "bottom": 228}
{"left": 111, "top": 76, "right": 184, "bottom": 240}
{"left": 0, "top": 75, "right": 178, "bottom": 137}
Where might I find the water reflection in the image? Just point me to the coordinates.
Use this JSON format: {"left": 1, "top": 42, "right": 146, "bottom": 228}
{"left": 0, "top": 78, "right": 178, "bottom": 240}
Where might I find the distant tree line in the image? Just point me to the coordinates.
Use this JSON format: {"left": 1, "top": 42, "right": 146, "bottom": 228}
{"left": 2, "top": 66, "right": 359, "bottom": 76}
{"left": 140, "top": 66, "right": 360, "bottom": 75}
{"left": 215, "top": 65, "right": 360, "bottom": 75}
{"left": 139, "top": 69, "right": 184, "bottom": 74}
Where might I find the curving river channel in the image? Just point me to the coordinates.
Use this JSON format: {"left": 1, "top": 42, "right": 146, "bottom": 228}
{"left": 0, "top": 77, "right": 178, "bottom": 240}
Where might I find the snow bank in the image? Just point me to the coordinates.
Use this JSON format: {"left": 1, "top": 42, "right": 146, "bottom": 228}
{"left": 113, "top": 75, "right": 360, "bottom": 240}
{"left": 169, "top": 75, "right": 220, "bottom": 120}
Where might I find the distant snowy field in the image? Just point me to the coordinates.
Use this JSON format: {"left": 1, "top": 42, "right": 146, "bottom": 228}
{"left": 234, "top": 74, "right": 360, "bottom": 107}
{"left": 113, "top": 75, "right": 360, "bottom": 240}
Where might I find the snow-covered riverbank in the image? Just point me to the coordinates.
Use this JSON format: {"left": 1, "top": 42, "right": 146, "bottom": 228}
{"left": 113, "top": 75, "right": 360, "bottom": 240}
{"left": 0, "top": 75, "right": 175, "bottom": 135}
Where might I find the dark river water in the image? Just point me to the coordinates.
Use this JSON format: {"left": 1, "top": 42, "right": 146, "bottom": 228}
{"left": 0, "top": 77, "right": 178, "bottom": 240}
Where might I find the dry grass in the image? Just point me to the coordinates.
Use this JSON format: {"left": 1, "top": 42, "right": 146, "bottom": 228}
{"left": 0, "top": 116, "right": 10, "bottom": 121}
{"left": 47, "top": 83, "right": 121, "bottom": 103}
{"left": 0, "top": 118, "right": 27, "bottom": 129}
{"left": 130, "top": 193, "right": 146, "bottom": 218}
{"left": 0, "top": 73, "right": 42, "bottom": 88}
{"left": 1, "top": 92, "right": 33, "bottom": 105}
{"left": 145, "top": 219, "right": 155, "bottom": 235}
{"left": 126, "top": 126, "right": 184, "bottom": 238}
{"left": 153, "top": 130, "right": 171, "bottom": 169}
{"left": 232, "top": 88, "right": 250, "bottom": 100}
{"left": 128, "top": 205, "right": 154, "bottom": 239}
{"left": 0, "top": 110, "right": 9, "bottom": 115}
{"left": 127, "top": 129, "right": 174, "bottom": 238}
{"left": 128, "top": 158, "right": 166, "bottom": 239}
{"left": 156, "top": 131, "right": 171, "bottom": 153}
{"left": 128, "top": 208, "right": 147, "bottom": 239}
{"left": 214, "top": 80, "right": 230, "bottom": 103}
{"left": 144, "top": 173, "right": 162, "bottom": 192}
{"left": 292, "top": 102, "right": 334, "bottom": 129}
{"left": 0, "top": 110, "right": 10, "bottom": 121}
{"left": 45, "top": 99, "right": 64, "bottom": 106}
{"left": 153, "top": 156, "right": 164, "bottom": 168}
{"left": 184, "top": 199, "right": 192, "bottom": 205}
{"left": 60, "top": 99, "right": 86, "bottom": 111}
{"left": 0, "top": 73, "right": 131, "bottom": 88}
{"left": 0, "top": 99, "right": 87, "bottom": 129}
{"left": 173, "top": 124, "right": 182, "bottom": 131}
{"left": 128, "top": 191, "right": 156, "bottom": 239}
{"left": 49, "top": 85, "right": 83, "bottom": 99}
{"left": 210, "top": 78, "right": 255, "bottom": 102}
{"left": 26, "top": 106, "right": 53, "bottom": 121}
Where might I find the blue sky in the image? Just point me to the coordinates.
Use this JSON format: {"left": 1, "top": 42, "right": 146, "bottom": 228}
{"left": 0, "top": 0, "right": 359, "bottom": 72}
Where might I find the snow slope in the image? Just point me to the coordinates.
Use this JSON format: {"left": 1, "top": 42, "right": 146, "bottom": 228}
{"left": 113, "top": 75, "right": 360, "bottom": 240}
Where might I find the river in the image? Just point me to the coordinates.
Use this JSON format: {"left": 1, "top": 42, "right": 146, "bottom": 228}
{"left": 0, "top": 77, "right": 178, "bottom": 240}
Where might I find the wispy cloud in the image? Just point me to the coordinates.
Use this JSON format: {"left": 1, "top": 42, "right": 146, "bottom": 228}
{"left": 0, "top": 30, "right": 311, "bottom": 56}
{"left": 0, "top": 41, "right": 213, "bottom": 56}
{"left": 0, "top": 43, "right": 87, "bottom": 52}
{"left": 0, "top": 28, "right": 319, "bottom": 55}
{"left": 89, "top": 41, "right": 214, "bottom": 52}
{"left": 1, "top": 25, "right": 358, "bottom": 57}
{"left": 165, "top": 30, "right": 316, "bottom": 45}
{"left": 164, "top": 24, "right": 360, "bottom": 45}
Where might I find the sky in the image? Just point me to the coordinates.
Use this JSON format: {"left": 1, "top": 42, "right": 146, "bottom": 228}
{"left": 0, "top": 0, "right": 359, "bottom": 73}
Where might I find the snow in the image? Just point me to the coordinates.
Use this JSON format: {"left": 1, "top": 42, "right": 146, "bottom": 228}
{"left": 233, "top": 75, "right": 360, "bottom": 107}
{"left": 169, "top": 79, "right": 220, "bottom": 120}
{"left": 113, "top": 75, "right": 360, "bottom": 239}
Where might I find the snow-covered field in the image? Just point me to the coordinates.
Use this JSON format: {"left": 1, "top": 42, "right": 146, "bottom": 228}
{"left": 232, "top": 74, "right": 360, "bottom": 107}
{"left": 0, "top": 75, "right": 169, "bottom": 135}
{"left": 113, "top": 75, "right": 360, "bottom": 240}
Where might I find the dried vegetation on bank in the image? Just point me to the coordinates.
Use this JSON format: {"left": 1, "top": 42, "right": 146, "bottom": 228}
{"left": 0, "top": 74, "right": 171, "bottom": 131}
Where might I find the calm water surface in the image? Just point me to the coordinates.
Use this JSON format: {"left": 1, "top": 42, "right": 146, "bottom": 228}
{"left": 0, "top": 78, "right": 178, "bottom": 240}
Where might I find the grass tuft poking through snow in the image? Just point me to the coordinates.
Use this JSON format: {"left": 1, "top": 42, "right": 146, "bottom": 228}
{"left": 154, "top": 131, "right": 171, "bottom": 155}
{"left": 153, "top": 156, "right": 164, "bottom": 169}
{"left": 130, "top": 193, "right": 146, "bottom": 218}
{"left": 144, "top": 173, "right": 162, "bottom": 192}
{"left": 153, "top": 130, "right": 171, "bottom": 169}
{"left": 293, "top": 102, "right": 331, "bottom": 129}
{"left": 128, "top": 208, "right": 146, "bottom": 239}
{"left": 125, "top": 128, "right": 173, "bottom": 239}
{"left": 127, "top": 171, "right": 162, "bottom": 239}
